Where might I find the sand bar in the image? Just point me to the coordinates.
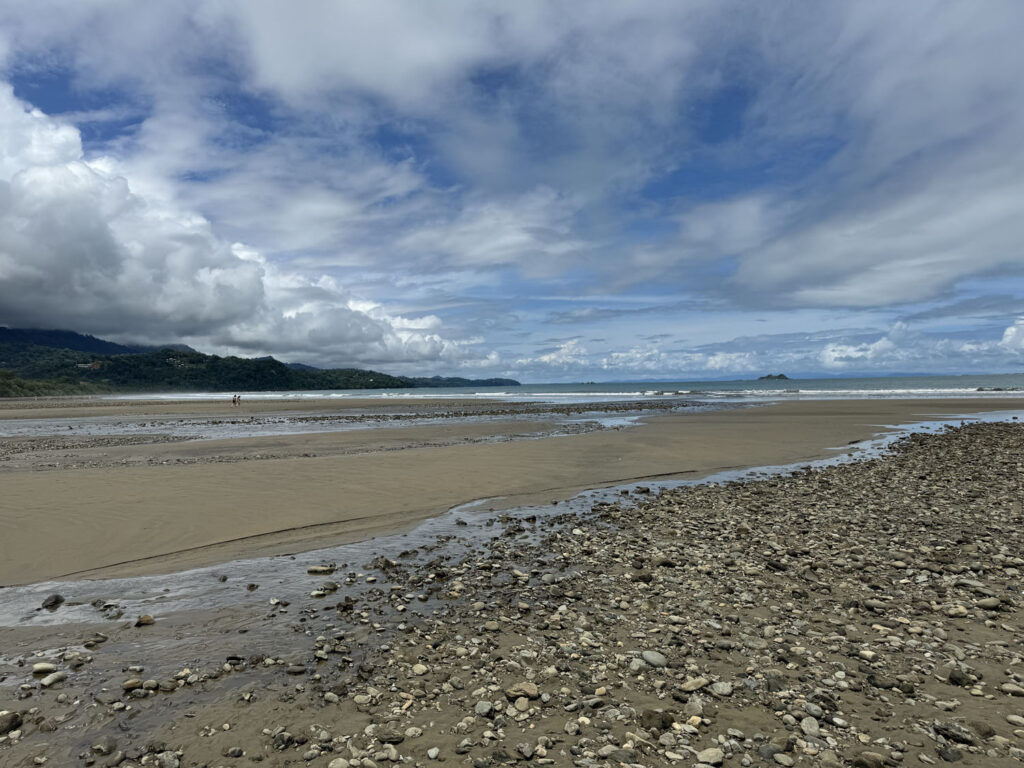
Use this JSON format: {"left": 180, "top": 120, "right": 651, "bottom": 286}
{"left": 0, "top": 397, "right": 1021, "bottom": 585}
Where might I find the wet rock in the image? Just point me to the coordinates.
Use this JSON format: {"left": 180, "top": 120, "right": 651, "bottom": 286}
{"left": 135, "top": 614, "right": 155, "bottom": 626}
{"left": 0, "top": 711, "right": 22, "bottom": 735}
{"left": 41, "top": 593, "right": 64, "bottom": 610}
{"left": 91, "top": 734, "right": 117, "bottom": 755}
{"left": 39, "top": 671, "right": 67, "bottom": 687}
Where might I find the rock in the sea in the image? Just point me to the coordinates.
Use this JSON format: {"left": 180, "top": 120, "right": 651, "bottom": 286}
{"left": 41, "top": 593, "right": 64, "bottom": 610}
{"left": 135, "top": 614, "right": 155, "bottom": 626}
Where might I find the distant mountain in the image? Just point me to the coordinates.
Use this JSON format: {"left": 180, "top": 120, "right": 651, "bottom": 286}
{"left": 0, "top": 327, "right": 519, "bottom": 394}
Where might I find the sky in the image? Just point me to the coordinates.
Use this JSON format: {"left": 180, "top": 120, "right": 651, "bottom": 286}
{"left": 0, "top": 1, "right": 1022, "bottom": 382}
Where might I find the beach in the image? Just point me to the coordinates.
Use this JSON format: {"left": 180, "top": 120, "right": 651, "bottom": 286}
{"left": 1, "top": 396, "right": 1023, "bottom": 767}
{"left": 0, "top": 397, "right": 1018, "bottom": 584}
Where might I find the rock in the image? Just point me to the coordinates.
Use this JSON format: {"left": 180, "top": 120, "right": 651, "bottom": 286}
{"left": 31, "top": 663, "right": 56, "bottom": 675}
{"left": 709, "top": 681, "right": 733, "bottom": 696}
{"left": 378, "top": 728, "right": 404, "bottom": 744}
{"left": 1001, "top": 683, "right": 1024, "bottom": 697}
{"left": 1007, "top": 714, "right": 1024, "bottom": 727}
{"left": 135, "top": 614, "right": 155, "bottom": 626}
{"left": 506, "top": 681, "right": 540, "bottom": 700}
{"left": 41, "top": 593, "right": 64, "bottom": 610}
{"left": 853, "top": 752, "right": 887, "bottom": 768}
{"left": 800, "top": 716, "right": 820, "bottom": 738}
{"left": 39, "top": 671, "right": 67, "bottom": 687}
{"left": 947, "top": 667, "right": 969, "bottom": 686}
{"left": 328, "top": 760, "right": 351, "bottom": 768}
{"left": 681, "top": 676, "right": 709, "bottom": 692}
{"left": 976, "top": 597, "right": 1001, "bottom": 610}
{"left": 411, "top": 663, "right": 428, "bottom": 676}
{"left": 155, "top": 753, "right": 180, "bottom": 768}
{"left": 774, "top": 756, "right": 795, "bottom": 767}
{"left": 946, "top": 605, "right": 969, "bottom": 618}
{"left": 641, "top": 650, "right": 668, "bottom": 667}
{"left": 0, "top": 712, "right": 23, "bottom": 736}
{"left": 933, "top": 721, "right": 974, "bottom": 745}
{"left": 696, "top": 747, "right": 724, "bottom": 765}
{"left": 937, "top": 745, "right": 962, "bottom": 762}
{"left": 92, "top": 734, "right": 117, "bottom": 755}
{"left": 639, "top": 709, "right": 674, "bottom": 732}
{"left": 475, "top": 700, "right": 493, "bottom": 717}
{"left": 427, "top": 747, "right": 439, "bottom": 759}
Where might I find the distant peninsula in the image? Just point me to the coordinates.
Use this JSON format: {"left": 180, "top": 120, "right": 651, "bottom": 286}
{"left": 757, "top": 373, "right": 790, "bottom": 380}
{"left": 0, "top": 327, "right": 519, "bottom": 396}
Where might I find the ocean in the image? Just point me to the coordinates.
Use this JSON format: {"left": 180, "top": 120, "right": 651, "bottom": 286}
{"left": 110, "top": 372, "right": 1024, "bottom": 404}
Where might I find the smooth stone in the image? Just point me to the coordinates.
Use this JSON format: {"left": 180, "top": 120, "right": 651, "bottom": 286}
{"left": 696, "top": 747, "right": 724, "bottom": 765}
{"left": 710, "top": 681, "right": 733, "bottom": 696}
{"left": 800, "top": 716, "right": 820, "bottom": 738}
{"left": 1001, "top": 683, "right": 1024, "bottom": 697}
{"left": 774, "top": 755, "right": 795, "bottom": 767}
{"left": 1007, "top": 714, "right": 1024, "bottom": 727}
{"left": 31, "top": 663, "right": 57, "bottom": 675}
{"left": 641, "top": 650, "right": 668, "bottom": 668}
{"left": 411, "top": 663, "right": 428, "bottom": 676}
{"left": 40, "top": 671, "right": 67, "bottom": 687}
{"left": 135, "top": 615, "right": 155, "bottom": 626}
{"left": 977, "top": 597, "right": 1001, "bottom": 610}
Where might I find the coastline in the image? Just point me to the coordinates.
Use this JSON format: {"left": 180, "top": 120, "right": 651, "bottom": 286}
{"left": 1, "top": 397, "right": 1021, "bottom": 585}
{"left": 0, "top": 400, "right": 1022, "bottom": 767}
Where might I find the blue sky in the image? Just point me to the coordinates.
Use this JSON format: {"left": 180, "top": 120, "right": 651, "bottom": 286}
{"left": 0, "top": 1, "right": 1022, "bottom": 381}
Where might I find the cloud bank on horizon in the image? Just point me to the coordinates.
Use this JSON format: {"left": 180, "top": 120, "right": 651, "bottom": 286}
{"left": 0, "top": 1, "right": 1022, "bottom": 381}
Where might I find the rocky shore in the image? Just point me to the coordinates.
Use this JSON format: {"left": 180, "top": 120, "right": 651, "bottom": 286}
{"left": 2, "top": 420, "right": 1023, "bottom": 767}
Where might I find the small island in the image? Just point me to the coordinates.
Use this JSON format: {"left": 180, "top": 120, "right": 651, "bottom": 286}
{"left": 758, "top": 373, "right": 790, "bottom": 380}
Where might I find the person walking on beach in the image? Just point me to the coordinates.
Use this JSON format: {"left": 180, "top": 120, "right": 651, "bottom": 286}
{"left": 232, "top": 394, "right": 238, "bottom": 406}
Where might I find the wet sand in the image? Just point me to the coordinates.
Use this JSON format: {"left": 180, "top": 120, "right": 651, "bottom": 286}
{"left": 1, "top": 397, "right": 1021, "bottom": 585}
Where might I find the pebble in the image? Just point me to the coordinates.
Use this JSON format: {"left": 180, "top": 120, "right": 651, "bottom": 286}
{"left": 39, "top": 671, "right": 67, "bottom": 688}
{"left": 641, "top": 650, "right": 668, "bottom": 667}
{"left": 696, "top": 747, "right": 724, "bottom": 765}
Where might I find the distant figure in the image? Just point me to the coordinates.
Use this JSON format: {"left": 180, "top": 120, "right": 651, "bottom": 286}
{"left": 232, "top": 394, "right": 238, "bottom": 406}
{"left": 236, "top": 394, "right": 241, "bottom": 406}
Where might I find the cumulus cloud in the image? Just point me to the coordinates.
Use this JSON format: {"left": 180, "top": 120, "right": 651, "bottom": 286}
{"left": 0, "top": 83, "right": 469, "bottom": 367}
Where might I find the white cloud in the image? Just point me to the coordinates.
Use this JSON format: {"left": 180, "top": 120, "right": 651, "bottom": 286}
{"left": 0, "top": 83, "right": 469, "bottom": 367}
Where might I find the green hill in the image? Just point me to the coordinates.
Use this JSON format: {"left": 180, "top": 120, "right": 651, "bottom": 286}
{"left": 0, "top": 328, "right": 519, "bottom": 394}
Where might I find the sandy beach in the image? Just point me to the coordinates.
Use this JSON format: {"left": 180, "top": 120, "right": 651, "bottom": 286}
{"left": 0, "top": 397, "right": 1019, "bottom": 585}
{"left": 0, "top": 397, "right": 1023, "bottom": 767}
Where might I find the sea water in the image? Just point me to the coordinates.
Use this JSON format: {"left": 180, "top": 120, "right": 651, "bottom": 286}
{"left": 107, "top": 372, "right": 1024, "bottom": 404}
